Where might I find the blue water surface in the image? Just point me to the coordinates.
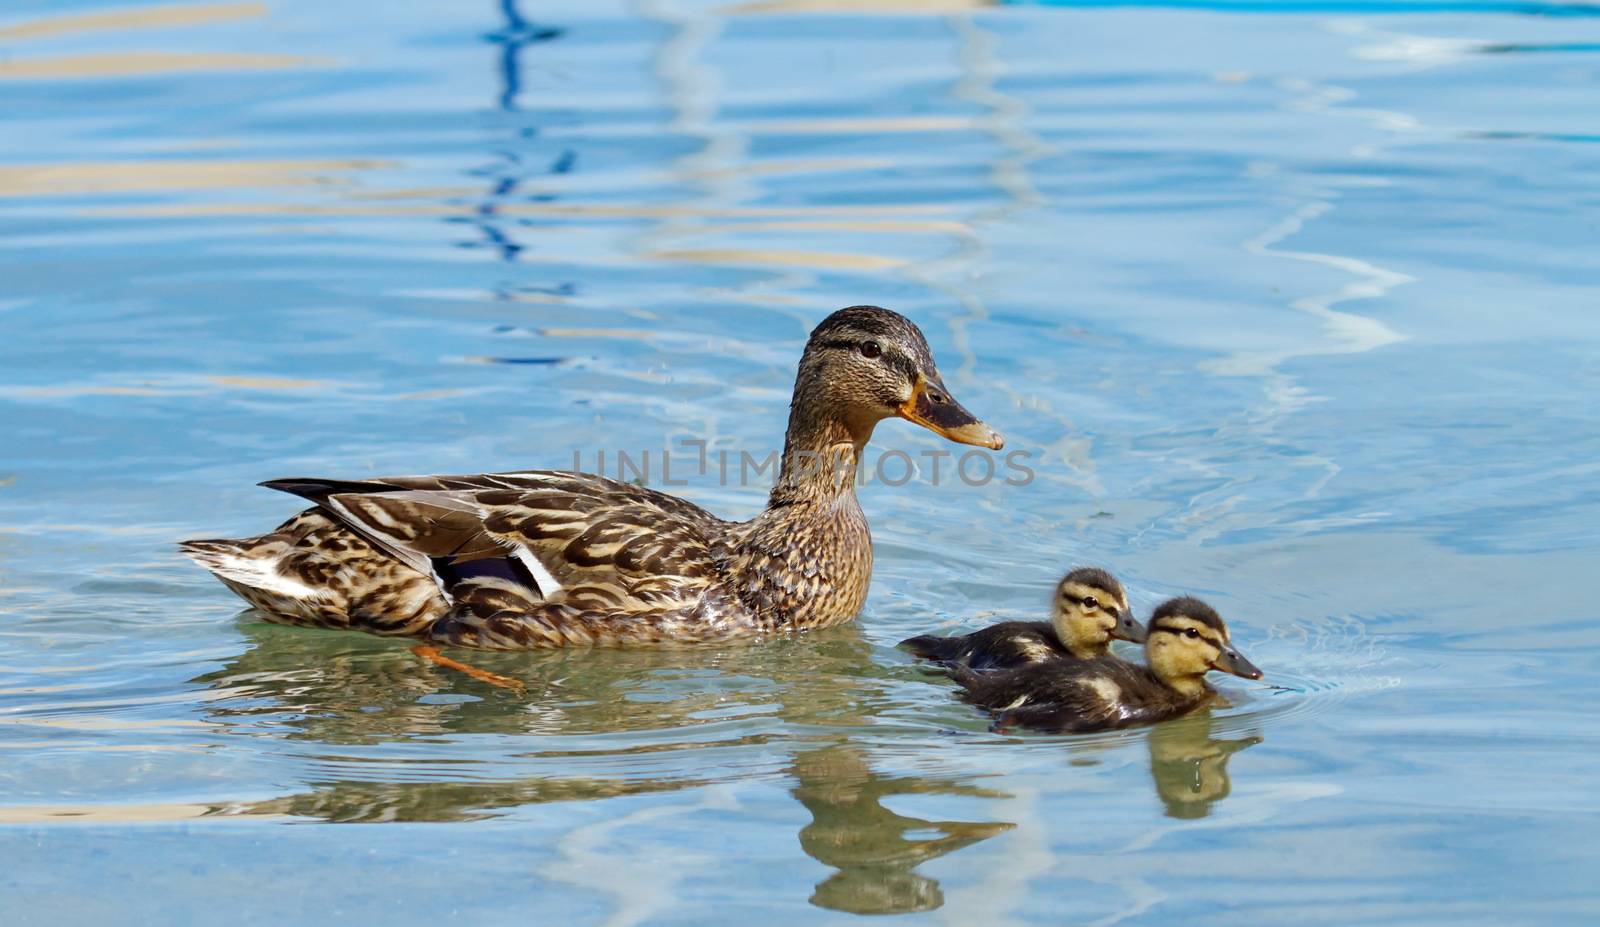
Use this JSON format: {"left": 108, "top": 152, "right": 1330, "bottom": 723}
{"left": 1, "top": 1, "right": 1598, "bottom": 924}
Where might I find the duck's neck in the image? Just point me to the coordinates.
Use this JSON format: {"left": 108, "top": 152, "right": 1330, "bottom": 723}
{"left": 736, "top": 400, "right": 875, "bottom": 631}
{"left": 1163, "top": 674, "right": 1212, "bottom": 700}
{"left": 768, "top": 404, "right": 870, "bottom": 507}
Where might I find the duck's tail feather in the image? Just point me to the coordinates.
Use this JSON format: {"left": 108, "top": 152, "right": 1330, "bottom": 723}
{"left": 257, "top": 477, "right": 400, "bottom": 506}
{"left": 179, "top": 538, "right": 322, "bottom": 602}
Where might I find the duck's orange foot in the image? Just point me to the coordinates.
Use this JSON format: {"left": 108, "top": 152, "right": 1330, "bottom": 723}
{"left": 411, "top": 644, "right": 526, "bottom": 694}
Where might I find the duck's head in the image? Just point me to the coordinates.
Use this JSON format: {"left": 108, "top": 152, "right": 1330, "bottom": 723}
{"left": 792, "top": 306, "right": 1003, "bottom": 451}
{"left": 1050, "top": 567, "right": 1144, "bottom": 659}
{"left": 1145, "top": 597, "right": 1262, "bottom": 696}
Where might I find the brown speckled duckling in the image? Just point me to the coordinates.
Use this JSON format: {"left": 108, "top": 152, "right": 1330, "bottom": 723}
{"left": 899, "top": 568, "right": 1145, "bottom": 671}
{"left": 950, "top": 597, "right": 1262, "bottom": 733}
{"left": 181, "top": 306, "right": 1002, "bottom": 649}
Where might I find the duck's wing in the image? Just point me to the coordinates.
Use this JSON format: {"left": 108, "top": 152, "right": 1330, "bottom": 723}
{"left": 261, "top": 471, "right": 729, "bottom": 603}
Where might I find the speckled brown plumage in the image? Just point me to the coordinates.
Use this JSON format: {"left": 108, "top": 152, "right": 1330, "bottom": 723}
{"left": 181, "top": 305, "right": 1002, "bottom": 649}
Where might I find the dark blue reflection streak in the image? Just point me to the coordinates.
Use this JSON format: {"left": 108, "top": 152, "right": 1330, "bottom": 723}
{"left": 459, "top": 0, "right": 568, "bottom": 264}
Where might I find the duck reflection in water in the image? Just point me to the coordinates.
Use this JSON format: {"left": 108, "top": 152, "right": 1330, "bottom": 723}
{"left": 791, "top": 744, "right": 1013, "bottom": 915}
{"left": 1144, "top": 714, "right": 1261, "bottom": 819}
{"left": 196, "top": 618, "right": 913, "bottom": 743}
{"left": 192, "top": 616, "right": 1016, "bottom": 913}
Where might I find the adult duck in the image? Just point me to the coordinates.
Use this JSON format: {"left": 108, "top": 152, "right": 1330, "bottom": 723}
{"left": 182, "top": 306, "right": 1003, "bottom": 649}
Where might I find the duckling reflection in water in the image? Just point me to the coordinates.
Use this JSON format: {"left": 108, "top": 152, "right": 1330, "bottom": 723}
{"left": 950, "top": 597, "right": 1262, "bottom": 733}
{"left": 900, "top": 568, "right": 1145, "bottom": 671}
{"left": 1146, "top": 714, "right": 1261, "bottom": 819}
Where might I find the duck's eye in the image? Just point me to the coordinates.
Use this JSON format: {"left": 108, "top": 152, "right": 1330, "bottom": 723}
{"left": 859, "top": 340, "right": 882, "bottom": 359}
{"left": 1183, "top": 628, "right": 1201, "bottom": 639}
{"left": 1081, "top": 596, "right": 1098, "bottom": 610}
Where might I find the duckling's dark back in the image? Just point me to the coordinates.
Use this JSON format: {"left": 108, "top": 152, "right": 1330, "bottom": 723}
{"left": 951, "top": 658, "right": 1212, "bottom": 734}
{"left": 900, "top": 621, "right": 1067, "bottom": 671}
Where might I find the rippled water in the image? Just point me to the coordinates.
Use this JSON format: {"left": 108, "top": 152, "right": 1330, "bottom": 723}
{"left": 3, "top": 1, "right": 1599, "bottom": 923}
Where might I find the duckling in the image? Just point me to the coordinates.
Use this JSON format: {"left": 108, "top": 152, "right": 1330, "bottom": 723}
{"left": 949, "top": 596, "right": 1262, "bottom": 734}
{"left": 899, "top": 568, "right": 1145, "bottom": 671}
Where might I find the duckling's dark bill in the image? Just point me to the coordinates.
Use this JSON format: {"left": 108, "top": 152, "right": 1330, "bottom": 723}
{"left": 1115, "top": 613, "right": 1149, "bottom": 644}
{"left": 896, "top": 375, "right": 1004, "bottom": 450}
{"left": 1211, "top": 646, "right": 1262, "bottom": 680}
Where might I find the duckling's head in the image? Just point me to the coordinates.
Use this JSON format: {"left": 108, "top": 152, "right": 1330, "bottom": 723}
{"left": 792, "top": 306, "right": 1002, "bottom": 450}
{"left": 1050, "top": 567, "right": 1144, "bottom": 659}
{"left": 1145, "top": 597, "right": 1262, "bottom": 696}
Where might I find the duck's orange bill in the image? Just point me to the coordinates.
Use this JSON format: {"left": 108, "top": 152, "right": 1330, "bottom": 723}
{"left": 895, "top": 374, "right": 1003, "bottom": 450}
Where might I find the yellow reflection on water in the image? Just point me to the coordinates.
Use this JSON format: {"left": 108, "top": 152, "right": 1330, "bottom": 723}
{"left": 0, "top": 51, "right": 320, "bottom": 80}
{"left": 13, "top": 385, "right": 173, "bottom": 398}
{"left": 0, "top": 3, "right": 266, "bottom": 41}
{"left": 82, "top": 201, "right": 950, "bottom": 218}
{"left": 0, "top": 802, "right": 286, "bottom": 824}
{"left": 0, "top": 160, "right": 387, "bottom": 197}
{"left": 0, "top": 715, "right": 210, "bottom": 732}
{"left": 203, "top": 375, "right": 326, "bottom": 390}
{"left": 8, "top": 375, "right": 331, "bottom": 398}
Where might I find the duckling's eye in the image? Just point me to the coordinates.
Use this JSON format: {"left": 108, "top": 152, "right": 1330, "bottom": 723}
{"left": 1081, "top": 596, "right": 1098, "bottom": 610}
{"left": 1183, "top": 628, "right": 1201, "bottom": 639}
{"left": 859, "top": 340, "right": 882, "bottom": 359}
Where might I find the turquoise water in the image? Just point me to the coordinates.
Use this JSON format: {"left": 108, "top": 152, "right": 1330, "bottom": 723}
{"left": 3, "top": 1, "right": 1599, "bottom": 923}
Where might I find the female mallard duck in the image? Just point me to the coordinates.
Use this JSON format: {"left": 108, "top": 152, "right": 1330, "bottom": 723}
{"left": 181, "top": 305, "right": 1003, "bottom": 649}
{"left": 949, "top": 597, "right": 1261, "bottom": 733}
{"left": 898, "top": 567, "right": 1145, "bottom": 671}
